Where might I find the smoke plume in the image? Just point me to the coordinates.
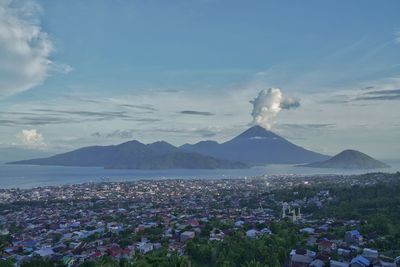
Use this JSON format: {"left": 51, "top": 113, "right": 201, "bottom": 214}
{"left": 250, "top": 88, "right": 300, "bottom": 129}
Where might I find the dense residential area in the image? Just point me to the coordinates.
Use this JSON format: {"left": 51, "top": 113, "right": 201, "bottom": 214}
{"left": 0, "top": 172, "right": 399, "bottom": 267}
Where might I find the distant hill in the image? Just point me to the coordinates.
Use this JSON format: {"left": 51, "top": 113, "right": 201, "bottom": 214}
{"left": 181, "top": 125, "right": 329, "bottom": 164}
{"left": 9, "top": 140, "right": 247, "bottom": 170}
{"left": 301, "top": 149, "right": 390, "bottom": 169}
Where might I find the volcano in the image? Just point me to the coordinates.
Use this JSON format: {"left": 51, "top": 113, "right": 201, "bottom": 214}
{"left": 180, "top": 125, "right": 329, "bottom": 164}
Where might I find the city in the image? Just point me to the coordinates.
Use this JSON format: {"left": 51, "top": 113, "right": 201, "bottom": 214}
{"left": 1, "top": 173, "right": 399, "bottom": 266}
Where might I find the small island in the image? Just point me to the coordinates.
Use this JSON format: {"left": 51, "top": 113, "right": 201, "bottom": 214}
{"left": 300, "top": 149, "right": 390, "bottom": 169}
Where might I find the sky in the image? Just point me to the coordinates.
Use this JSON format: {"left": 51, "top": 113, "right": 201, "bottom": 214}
{"left": 1, "top": 0, "right": 400, "bottom": 160}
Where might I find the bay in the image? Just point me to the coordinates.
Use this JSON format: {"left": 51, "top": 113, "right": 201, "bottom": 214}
{"left": 0, "top": 161, "right": 399, "bottom": 189}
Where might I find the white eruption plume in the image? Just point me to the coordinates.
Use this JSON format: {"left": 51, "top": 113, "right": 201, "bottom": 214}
{"left": 250, "top": 88, "right": 300, "bottom": 129}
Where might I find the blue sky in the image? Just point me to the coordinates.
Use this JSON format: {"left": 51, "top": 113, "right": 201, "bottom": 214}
{"left": 1, "top": 0, "right": 400, "bottom": 159}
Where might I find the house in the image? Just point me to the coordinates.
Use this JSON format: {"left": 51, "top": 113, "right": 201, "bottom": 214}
{"left": 107, "top": 222, "right": 123, "bottom": 233}
{"left": 330, "top": 260, "right": 350, "bottom": 267}
{"left": 361, "top": 248, "right": 378, "bottom": 261}
{"left": 376, "top": 260, "right": 396, "bottom": 267}
{"left": 338, "top": 248, "right": 351, "bottom": 257}
{"left": 144, "top": 222, "right": 158, "bottom": 229}
{"left": 307, "top": 237, "right": 318, "bottom": 246}
{"left": 180, "top": 231, "right": 195, "bottom": 242}
{"left": 21, "top": 240, "right": 37, "bottom": 251}
{"left": 315, "top": 253, "right": 330, "bottom": 263}
{"left": 210, "top": 229, "right": 224, "bottom": 242}
{"left": 346, "top": 230, "right": 363, "bottom": 245}
{"left": 350, "top": 245, "right": 362, "bottom": 253}
{"left": 106, "top": 245, "right": 122, "bottom": 258}
{"left": 164, "top": 228, "right": 173, "bottom": 238}
{"left": 187, "top": 219, "right": 200, "bottom": 227}
{"left": 395, "top": 256, "right": 400, "bottom": 266}
{"left": 300, "top": 227, "right": 315, "bottom": 235}
{"left": 350, "top": 255, "right": 370, "bottom": 267}
{"left": 34, "top": 247, "right": 54, "bottom": 257}
{"left": 289, "top": 249, "right": 316, "bottom": 267}
{"left": 0, "top": 229, "right": 9, "bottom": 235}
{"left": 153, "top": 243, "right": 162, "bottom": 250}
{"left": 120, "top": 247, "right": 135, "bottom": 259}
{"left": 246, "top": 229, "right": 259, "bottom": 239}
{"left": 310, "top": 259, "right": 324, "bottom": 267}
{"left": 72, "top": 231, "right": 90, "bottom": 239}
{"left": 260, "top": 228, "right": 272, "bottom": 235}
{"left": 290, "top": 254, "right": 313, "bottom": 267}
{"left": 234, "top": 220, "right": 244, "bottom": 227}
{"left": 89, "top": 251, "right": 102, "bottom": 260}
{"left": 318, "top": 240, "right": 337, "bottom": 254}
{"left": 318, "top": 225, "right": 329, "bottom": 232}
{"left": 137, "top": 242, "right": 153, "bottom": 255}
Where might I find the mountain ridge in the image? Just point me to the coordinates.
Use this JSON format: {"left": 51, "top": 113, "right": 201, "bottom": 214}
{"left": 10, "top": 125, "right": 330, "bottom": 169}
{"left": 9, "top": 141, "right": 247, "bottom": 170}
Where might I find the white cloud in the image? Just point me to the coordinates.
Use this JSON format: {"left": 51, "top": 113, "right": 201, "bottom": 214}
{"left": 0, "top": 0, "right": 70, "bottom": 98}
{"left": 16, "top": 129, "right": 45, "bottom": 147}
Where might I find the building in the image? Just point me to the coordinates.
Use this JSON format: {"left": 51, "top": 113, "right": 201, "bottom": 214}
{"left": 330, "top": 260, "right": 350, "bottom": 267}
{"left": 318, "top": 240, "right": 337, "bottom": 254}
{"left": 246, "top": 229, "right": 259, "bottom": 239}
{"left": 310, "top": 259, "right": 324, "bottom": 267}
{"left": 345, "top": 230, "right": 363, "bottom": 245}
{"left": 361, "top": 248, "right": 378, "bottom": 261}
{"left": 180, "top": 231, "right": 195, "bottom": 242}
{"left": 137, "top": 242, "right": 153, "bottom": 255}
{"left": 34, "top": 248, "right": 54, "bottom": 258}
{"left": 289, "top": 249, "right": 316, "bottom": 267}
{"left": 377, "top": 260, "right": 396, "bottom": 267}
{"left": 300, "top": 227, "right": 315, "bottom": 235}
{"left": 350, "top": 255, "right": 370, "bottom": 267}
{"left": 234, "top": 220, "right": 244, "bottom": 227}
{"left": 260, "top": 228, "right": 272, "bottom": 235}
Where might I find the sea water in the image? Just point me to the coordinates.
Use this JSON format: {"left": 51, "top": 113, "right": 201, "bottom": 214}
{"left": 0, "top": 161, "right": 399, "bottom": 189}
